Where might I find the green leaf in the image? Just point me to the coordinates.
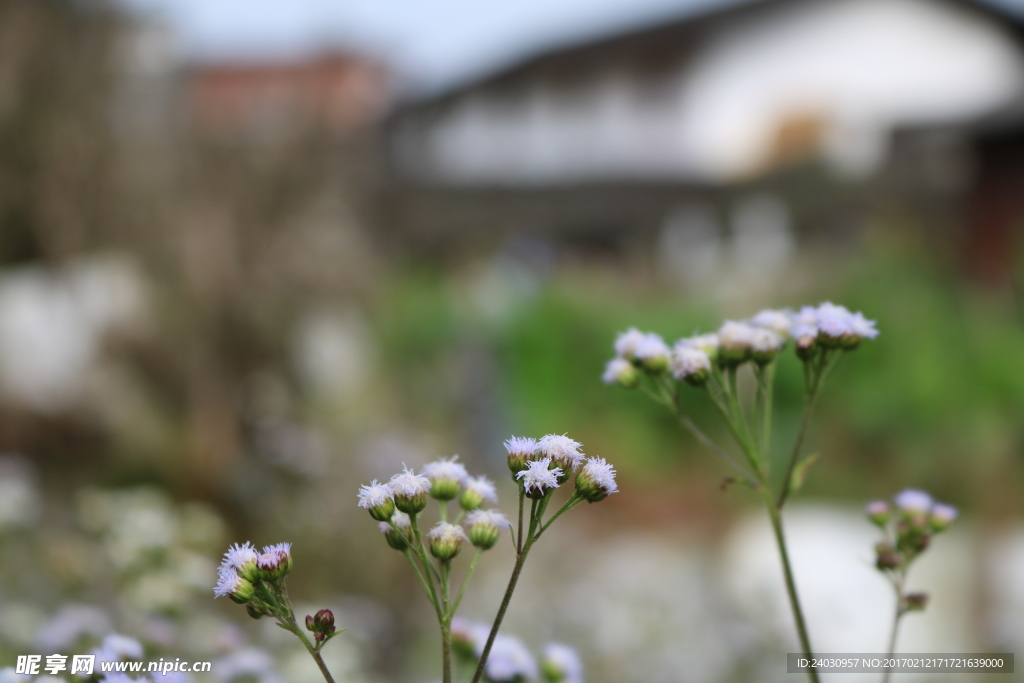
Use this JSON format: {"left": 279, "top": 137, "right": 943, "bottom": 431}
{"left": 789, "top": 452, "right": 820, "bottom": 496}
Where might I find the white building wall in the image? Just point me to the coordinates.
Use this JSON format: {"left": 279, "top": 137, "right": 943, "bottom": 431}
{"left": 402, "top": 0, "right": 1024, "bottom": 184}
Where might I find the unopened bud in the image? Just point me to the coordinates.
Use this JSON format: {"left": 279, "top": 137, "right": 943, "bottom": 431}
{"left": 929, "top": 503, "right": 959, "bottom": 533}
{"left": 903, "top": 592, "right": 929, "bottom": 612}
{"left": 257, "top": 543, "right": 293, "bottom": 581}
{"left": 865, "top": 500, "right": 891, "bottom": 527}
{"left": 379, "top": 512, "right": 412, "bottom": 551}
{"left": 246, "top": 602, "right": 268, "bottom": 620}
{"left": 460, "top": 476, "right": 497, "bottom": 511}
{"left": 874, "top": 542, "right": 900, "bottom": 570}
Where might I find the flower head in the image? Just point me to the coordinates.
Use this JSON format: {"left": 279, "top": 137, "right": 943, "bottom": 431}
{"left": 358, "top": 480, "right": 396, "bottom": 521}
{"left": 516, "top": 458, "right": 562, "bottom": 498}
{"left": 634, "top": 333, "right": 671, "bottom": 372}
{"left": 426, "top": 522, "right": 468, "bottom": 561}
{"left": 814, "top": 302, "right": 878, "bottom": 348}
{"left": 221, "top": 542, "right": 259, "bottom": 582}
{"left": 602, "top": 357, "right": 638, "bottom": 388}
{"left": 505, "top": 436, "right": 539, "bottom": 474}
{"left": 575, "top": 456, "right": 618, "bottom": 502}
{"left": 671, "top": 344, "right": 711, "bottom": 385}
{"left": 257, "top": 542, "right": 293, "bottom": 579}
{"left": 717, "top": 320, "right": 757, "bottom": 364}
{"left": 460, "top": 475, "right": 498, "bottom": 511}
{"left": 451, "top": 618, "right": 489, "bottom": 659}
{"left": 929, "top": 502, "right": 959, "bottom": 532}
{"left": 537, "top": 434, "right": 585, "bottom": 479}
{"left": 480, "top": 634, "right": 538, "bottom": 683}
{"left": 379, "top": 511, "right": 412, "bottom": 550}
{"left": 750, "top": 309, "right": 793, "bottom": 337}
{"left": 214, "top": 567, "right": 253, "bottom": 603}
{"left": 389, "top": 466, "right": 431, "bottom": 514}
{"left": 613, "top": 327, "right": 646, "bottom": 359}
{"left": 465, "top": 509, "right": 511, "bottom": 550}
{"left": 423, "top": 455, "right": 468, "bottom": 501}
{"left": 750, "top": 328, "right": 785, "bottom": 364}
{"left": 678, "top": 333, "right": 719, "bottom": 357}
{"left": 894, "top": 489, "right": 933, "bottom": 514}
{"left": 541, "top": 643, "right": 584, "bottom": 683}
{"left": 864, "top": 500, "right": 891, "bottom": 527}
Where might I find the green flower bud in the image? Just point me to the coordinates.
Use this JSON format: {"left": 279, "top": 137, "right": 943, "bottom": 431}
{"left": 460, "top": 476, "right": 497, "bottom": 511}
{"left": 574, "top": 457, "right": 618, "bottom": 503}
{"left": 903, "top": 592, "right": 928, "bottom": 612}
{"left": 426, "top": 522, "right": 467, "bottom": 561}
{"left": 864, "top": 500, "right": 891, "bottom": 528}
{"left": 379, "top": 512, "right": 412, "bottom": 551}
{"left": 465, "top": 510, "right": 510, "bottom": 550}
{"left": 358, "top": 481, "right": 396, "bottom": 522}
{"left": 390, "top": 467, "right": 431, "bottom": 514}
{"left": 504, "top": 436, "right": 538, "bottom": 477}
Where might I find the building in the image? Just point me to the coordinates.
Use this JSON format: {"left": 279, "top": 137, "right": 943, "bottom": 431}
{"left": 380, "top": 0, "right": 1024, "bottom": 278}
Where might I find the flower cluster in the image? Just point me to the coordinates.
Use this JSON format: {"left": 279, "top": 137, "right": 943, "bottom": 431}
{"left": 866, "top": 489, "right": 959, "bottom": 615}
{"left": 451, "top": 619, "right": 585, "bottom": 683}
{"left": 504, "top": 434, "right": 618, "bottom": 503}
{"left": 604, "top": 303, "right": 878, "bottom": 387}
{"left": 214, "top": 540, "right": 343, "bottom": 666}
{"left": 358, "top": 436, "right": 614, "bottom": 683}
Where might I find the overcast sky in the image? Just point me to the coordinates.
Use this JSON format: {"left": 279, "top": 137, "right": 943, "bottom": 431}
{"left": 115, "top": 0, "right": 736, "bottom": 90}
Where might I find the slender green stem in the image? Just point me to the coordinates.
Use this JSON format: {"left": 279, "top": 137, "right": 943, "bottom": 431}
{"left": 516, "top": 489, "right": 525, "bottom": 554}
{"left": 764, "top": 495, "right": 819, "bottom": 683}
{"left": 451, "top": 549, "right": 484, "bottom": 616}
{"left": 883, "top": 571, "right": 906, "bottom": 683}
{"left": 439, "top": 500, "right": 448, "bottom": 523}
{"left": 281, "top": 616, "right": 337, "bottom": 683}
{"left": 536, "top": 494, "right": 582, "bottom": 538}
{"left": 410, "top": 515, "right": 443, "bottom": 607}
{"left": 469, "top": 543, "right": 532, "bottom": 683}
{"left": 402, "top": 548, "right": 441, "bottom": 618}
{"left": 777, "top": 388, "right": 821, "bottom": 507}
{"left": 440, "top": 561, "right": 453, "bottom": 683}
{"left": 441, "top": 619, "right": 452, "bottom": 683}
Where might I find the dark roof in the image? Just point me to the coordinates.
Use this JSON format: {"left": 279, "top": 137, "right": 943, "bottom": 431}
{"left": 407, "top": 0, "right": 1024, "bottom": 109}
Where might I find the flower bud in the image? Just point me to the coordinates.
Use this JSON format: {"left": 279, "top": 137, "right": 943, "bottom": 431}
{"left": 575, "top": 456, "right": 618, "bottom": 503}
{"left": 601, "top": 357, "right": 639, "bottom": 388}
{"left": 635, "top": 333, "right": 670, "bottom": 373}
{"left": 379, "top": 512, "right": 412, "bottom": 551}
{"left": 460, "top": 476, "right": 497, "bottom": 511}
{"left": 929, "top": 503, "right": 958, "bottom": 533}
{"left": 390, "top": 467, "right": 431, "bottom": 514}
{"left": 903, "top": 592, "right": 928, "bottom": 612}
{"left": 358, "top": 481, "right": 396, "bottom": 522}
{"left": 613, "top": 327, "right": 646, "bottom": 360}
{"left": 247, "top": 602, "right": 268, "bottom": 620}
{"left": 671, "top": 345, "right": 711, "bottom": 387}
{"left": 864, "top": 500, "right": 891, "bottom": 527}
{"left": 423, "top": 456, "right": 468, "bottom": 502}
{"left": 894, "top": 489, "right": 933, "bottom": 517}
{"left": 257, "top": 543, "right": 293, "bottom": 581}
{"left": 540, "top": 643, "right": 583, "bottom": 683}
{"left": 750, "top": 328, "right": 784, "bottom": 365}
{"left": 313, "top": 609, "right": 335, "bottom": 633}
{"left": 305, "top": 614, "right": 315, "bottom": 631}
{"left": 874, "top": 542, "right": 900, "bottom": 570}
{"left": 717, "top": 321, "right": 756, "bottom": 366}
{"left": 228, "top": 576, "right": 255, "bottom": 604}
{"left": 427, "top": 522, "right": 468, "bottom": 561}
{"left": 465, "top": 509, "right": 510, "bottom": 550}
{"left": 451, "top": 619, "right": 486, "bottom": 661}
{"left": 504, "top": 436, "right": 538, "bottom": 476}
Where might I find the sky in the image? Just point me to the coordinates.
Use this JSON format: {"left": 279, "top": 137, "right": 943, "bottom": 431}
{"left": 115, "top": 0, "right": 736, "bottom": 91}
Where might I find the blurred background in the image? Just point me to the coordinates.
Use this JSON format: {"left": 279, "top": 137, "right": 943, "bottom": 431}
{"left": 1, "top": 0, "right": 1023, "bottom": 681}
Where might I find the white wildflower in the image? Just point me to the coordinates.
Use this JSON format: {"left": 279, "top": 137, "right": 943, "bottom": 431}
{"left": 718, "top": 320, "right": 757, "bottom": 362}
{"left": 576, "top": 457, "right": 618, "bottom": 502}
{"left": 634, "top": 333, "right": 671, "bottom": 371}
{"left": 613, "top": 327, "right": 646, "bottom": 359}
{"left": 357, "top": 480, "right": 393, "bottom": 509}
{"left": 537, "top": 434, "right": 585, "bottom": 472}
{"left": 463, "top": 476, "right": 498, "bottom": 504}
{"left": 423, "top": 456, "right": 468, "bottom": 485}
{"left": 465, "top": 509, "right": 511, "bottom": 531}
{"left": 750, "top": 309, "right": 793, "bottom": 337}
{"left": 389, "top": 466, "right": 431, "bottom": 497}
{"left": 678, "top": 333, "right": 719, "bottom": 355}
{"left": 481, "top": 634, "right": 539, "bottom": 682}
{"left": 602, "top": 357, "right": 637, "bottom": 386}
{"left": 814, "top": 302, "right": 854, "bottom": 338}
{"left": 516, "top": 458, "right": 562, "bottom": 495}
{"left": 894, "top": 489, "right": 933, "bottom": 513}
{"left": 221, "top": 542, "right": 258, "bottom": 572}
{"left": 670, "top": 344, "right": 711, "bottom": 382}
{"left": 542, "top": 643, "right": 584, "bottom": 683}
